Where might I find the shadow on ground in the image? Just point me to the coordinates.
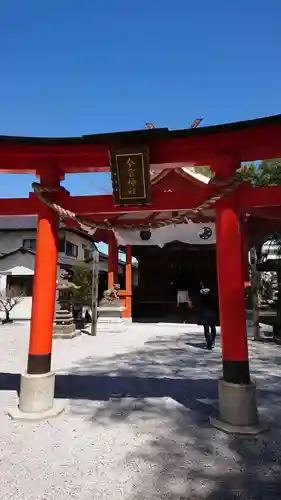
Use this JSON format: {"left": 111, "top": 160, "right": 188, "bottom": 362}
{"left": 1, "top": 329, "right": 281, "bottom": 498}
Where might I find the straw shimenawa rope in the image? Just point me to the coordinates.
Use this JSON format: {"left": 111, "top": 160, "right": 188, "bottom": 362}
{"left": 32, "top": 174, "right": 243, "bottom": 235}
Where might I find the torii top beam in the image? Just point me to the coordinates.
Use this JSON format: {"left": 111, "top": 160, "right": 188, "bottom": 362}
{"left": 0, "top": 114, "right": 281, "bottom": 175}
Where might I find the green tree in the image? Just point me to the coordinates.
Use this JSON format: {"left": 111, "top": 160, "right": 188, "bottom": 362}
{"left": 194, "top": 159, "right": 281, "bottom": 185}
{"left": 192, "top": 165, "right": 213, "bottom": 178}
{"left": 237, "top": 159, "right": 281, "bottom": 186}
{"left": 256, "top": 158, "right": 281, "bottom": 186}
{"left": 238, "top": 158, "right": 281, "bottom": 340}
{"left": 236, "top": 162, "right": 259, "bottom": 183}
{"left": 70, "top": 263, "right": 93, "bottom": 306}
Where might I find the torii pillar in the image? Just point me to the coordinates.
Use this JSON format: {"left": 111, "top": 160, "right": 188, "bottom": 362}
{"left": 211, "top": 192, "right": 266, "bottom": 434}
{"left": 9, "top": 168, "right": 65, "bottom": 420}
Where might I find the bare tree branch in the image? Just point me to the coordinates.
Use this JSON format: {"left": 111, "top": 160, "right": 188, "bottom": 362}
{"left": 0, "top": 286, "right": 23, "bottom": 322}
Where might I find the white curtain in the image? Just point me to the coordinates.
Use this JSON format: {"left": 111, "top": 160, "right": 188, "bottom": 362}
{"left": 114, "top": 221, "right": 216, "bottom": 247}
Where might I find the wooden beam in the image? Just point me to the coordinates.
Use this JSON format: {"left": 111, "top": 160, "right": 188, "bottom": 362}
{"left": 0, "top": 197, "right": 39, "bottom": 215}
{"left": 0, "top": 185, "right": 281, "bottom": 221}
{"left": 69, "top": 187, "right": 214, "bottom": 215}
{"left": 238, "top": 185, "right": 281, "bottom": 209}
{"left": 143, "top": 212, "right": 161, "bottom": 224}
{"left": 0, "top": 117, "right": 281, "bottom": 173}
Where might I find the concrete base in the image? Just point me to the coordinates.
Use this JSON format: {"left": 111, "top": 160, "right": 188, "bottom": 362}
{"left": 97, "top": 306, "right": 126, "bottom": 333}
{"left": 210, "top": 379, "right": 269, "bottom": 435}
{"left": 7, "top": 400, "right": 65, "bottom": 421}
{"left": 97, "top": 317, "right": 126, "bottom": 333}
{"left": 209, "top": 416, "right": 268, "bottom": 435}
{"left": 123, "top": 317, "right": 132, "bottom": 324}
{"left": 219, "top": 379, "right": 258, "bottom": 426}
{"left": 7, "top": 372, "right": 65, "bottom": 421}
{"left": 97, "top": 306, "right": 125, "bottom": 318}
{"left": 53, "top": 328, "right": 81, "bottom": 339}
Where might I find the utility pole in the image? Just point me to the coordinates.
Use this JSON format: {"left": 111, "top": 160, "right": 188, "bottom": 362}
{"left": 250, "top": 246, "right": 260, "bottom": 341}
{"left": 91, "top": 250, "right": 99, "bottom": 336}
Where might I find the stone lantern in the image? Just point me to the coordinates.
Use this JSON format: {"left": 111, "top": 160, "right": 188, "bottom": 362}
{"left": 53, "top": 271, "right": 81, "bottom": 339}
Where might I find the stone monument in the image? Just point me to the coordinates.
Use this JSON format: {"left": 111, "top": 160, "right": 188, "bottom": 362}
{"left": 97, "top": 284, "right": 125, "bottom": 333}
{"left": 53, "top": 271, "right": 81, "bottom": 339}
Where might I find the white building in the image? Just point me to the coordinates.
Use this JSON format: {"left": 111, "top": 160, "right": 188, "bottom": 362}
{"left": 0, "top": 216, "right": 126, "bottom": 320}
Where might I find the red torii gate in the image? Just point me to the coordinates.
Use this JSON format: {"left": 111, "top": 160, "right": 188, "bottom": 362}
{"left": 1, "top": 114, "right": 281, "bottom": 431}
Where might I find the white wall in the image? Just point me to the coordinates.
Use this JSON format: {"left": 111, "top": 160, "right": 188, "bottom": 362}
{"left": 0, "top": 252, "right": 34, "bottom": 320}
{"left": 0, "top": 252, "right": 61, "bottom": 320}
{"left": 61, "top": 230, "right": 89, "bottom": 262}
{"left": 0, "top": 297, "right": 33, "bottom": 321}
{"left": 59, "top": 232, "right": 123, "bottom": 273}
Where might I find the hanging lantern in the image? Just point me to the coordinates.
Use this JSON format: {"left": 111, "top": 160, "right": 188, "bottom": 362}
{"left": 140, "top": 229, "right": 151, "bottom": 241}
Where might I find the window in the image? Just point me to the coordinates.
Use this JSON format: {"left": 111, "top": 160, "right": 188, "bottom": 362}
{"left": 65, "top": 240, "right": 78, "bottom": 258}
{"left": 22, "top": 239, "right": 36, "bottom": 251}
{"left": 83, "top": 246, "right": 92, "bottom": 261}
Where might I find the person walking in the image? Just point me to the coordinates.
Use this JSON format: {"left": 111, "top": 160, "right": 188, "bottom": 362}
{"left": 199, "top": 284, "right": 217, "bottom": 349}
{"left": 177, "top": 289, "right": 192, "bottom": 323}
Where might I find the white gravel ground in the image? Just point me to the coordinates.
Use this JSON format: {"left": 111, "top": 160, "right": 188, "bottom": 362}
{"left": 0, "top": 321, "right": 281, "bottom": 499}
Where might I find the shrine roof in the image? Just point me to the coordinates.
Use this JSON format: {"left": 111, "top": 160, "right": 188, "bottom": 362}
{"left": 0, "top": 246, "right": 85, "bottom": 267}
{"left": 0, "top": 113, "right": 281, "bottom": 145}
{"left": 182, "top": 168, "right": 210, "bottom": 184}
{"left": 0, "top": 215, "right": 98, "bottom": 243}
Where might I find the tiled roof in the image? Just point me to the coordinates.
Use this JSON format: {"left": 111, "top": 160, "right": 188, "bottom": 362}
{"left": 150, "top": 166, "right": 210, "bottom": 185}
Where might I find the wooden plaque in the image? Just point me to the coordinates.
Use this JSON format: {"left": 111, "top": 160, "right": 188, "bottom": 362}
{"left": 109, "top": 147, "right": 150, "bottom": 205}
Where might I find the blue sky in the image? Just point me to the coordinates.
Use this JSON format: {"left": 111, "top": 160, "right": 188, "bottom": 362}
{"left": 0, "top": 0, "right": 280, "bottom": 199}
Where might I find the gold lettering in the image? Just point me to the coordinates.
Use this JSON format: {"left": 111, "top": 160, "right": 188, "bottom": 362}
{"left": 128, "top": 168, "right": 136, "bottom": 178}
{"left": 126, "top": 157, "right": 136, "bottom": 169}
{"left": 128, "top": 186, "right": 136, "bottom": 196}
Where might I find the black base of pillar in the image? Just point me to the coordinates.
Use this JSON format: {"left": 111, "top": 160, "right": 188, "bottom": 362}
{"left": 223, "top": 360, "right": 250, "bottom": 384}
{"left": 27, "top": 353, "right": 51, "bottom": 375}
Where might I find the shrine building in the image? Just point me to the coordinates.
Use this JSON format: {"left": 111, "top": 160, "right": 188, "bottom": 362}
{"left": 112, "top": 167, "right": 219, "bottom": 322}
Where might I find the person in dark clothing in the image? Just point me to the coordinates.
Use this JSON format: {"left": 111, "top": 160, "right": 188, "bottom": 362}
{"left": 199, "top": 284, "right": 217, "bottom": 349}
